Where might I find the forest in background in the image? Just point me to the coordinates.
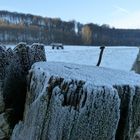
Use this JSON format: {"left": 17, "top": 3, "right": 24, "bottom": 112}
{"left": 0, "top": 10, "right": 140, "bottom": 46}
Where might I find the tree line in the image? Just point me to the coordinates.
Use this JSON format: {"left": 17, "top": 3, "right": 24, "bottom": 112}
{"left": 0, "top": 10, "right": 140, "bottom": 46}
{"left": 81, "top": 23, "right": 140, "bottom": 46}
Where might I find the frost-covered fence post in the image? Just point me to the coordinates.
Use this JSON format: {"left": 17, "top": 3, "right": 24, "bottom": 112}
{"left": 133, "top": 127, "right": 140, "bottom": 140}
{"left": 0, "top": 45, "right": 9, "bottom": 113}
{"left": 96, "top": 45, "right": 105, "bottom": 66}
{"left": 0, "top": 42, "right": 47, "bottom": 139}
{"left": 0, "top": 46, "right": 7, "bottom": 81}
{"left": 10, "top": 62, "right": 122, "bottom": 140}
{"left": 113, "top": 85, "right": 140, "bottom": 140}
{"left": 30, "top": 43, "right": 46, "bottom": 65}
{"left": 0, "top": 45, "right": 13, "bottom": 139}
{"left": 10, "top": 62, "right": 140, "bottom": 140}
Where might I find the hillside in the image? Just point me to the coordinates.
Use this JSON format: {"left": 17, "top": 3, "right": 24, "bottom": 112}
{"left": 0, "top": 10, "right": 80, "bottom": 45}
{"left": 0, "top": 10, "right": 140, "bottom": 45}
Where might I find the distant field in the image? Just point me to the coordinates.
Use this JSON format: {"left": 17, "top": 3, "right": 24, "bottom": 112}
{"left": 45, "top": 46, "right": 138, "bottom": 71}
{"left": 7, "top": 45, "right": 138, "bottom": 71}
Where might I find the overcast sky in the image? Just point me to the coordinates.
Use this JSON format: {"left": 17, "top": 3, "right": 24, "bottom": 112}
{"left": 0, "top": 0, "right": 140, "bottom": 29}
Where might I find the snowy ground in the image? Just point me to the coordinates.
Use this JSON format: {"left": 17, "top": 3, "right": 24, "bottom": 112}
{"left": 45, "top": 45, "right": 138, "bottom": 72}
{"left": 7, "top": 45, "right": 138, "bottom": 72}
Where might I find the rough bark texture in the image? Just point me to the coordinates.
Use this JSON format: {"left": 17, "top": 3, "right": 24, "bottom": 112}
{"left": 0, "top": 45, "right": 11, "bottom": 139}
{"left": 0, "top": 43, "right": 46, "bottom": 139}
{"left": 0, "top": 112, "right": 11, "bottom": 139}
{"left": 0, "top": 46, "right": 7, "bottom": 80}
{"left": 0, "top": 81, "right": 4, "bottom": 114}
{"left": 11, "top": 68, "right": 120, "bottom": 140}
{"left": 11, "top": 62, "right": 140, "bottom": 140}
{"left": 114, "top": 85, "right": 140, "bottom": 140}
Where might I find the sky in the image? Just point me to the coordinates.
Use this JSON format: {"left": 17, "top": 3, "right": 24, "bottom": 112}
{"left": 0, "top": 0, "right": 140, "bottom": 29}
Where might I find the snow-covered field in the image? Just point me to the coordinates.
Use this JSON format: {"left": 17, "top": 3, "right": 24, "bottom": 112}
{"left": 45, "top": 45, "right": 138, "bottom": 72}
{"left": 7, "top": 45, "right": 138, "bottom": 72}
